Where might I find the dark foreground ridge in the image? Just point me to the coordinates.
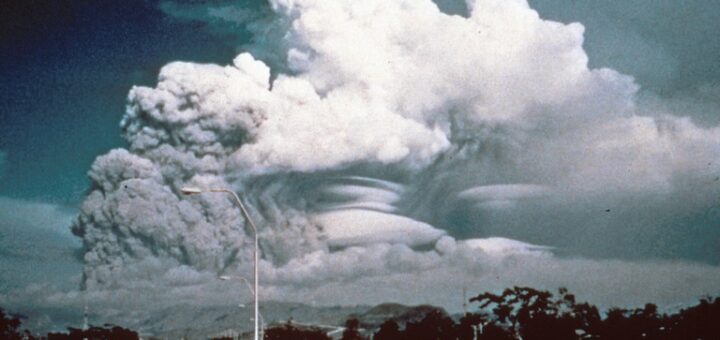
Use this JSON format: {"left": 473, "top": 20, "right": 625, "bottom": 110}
{"left": 3, "top": 286, "right": 720, "bottom": 339}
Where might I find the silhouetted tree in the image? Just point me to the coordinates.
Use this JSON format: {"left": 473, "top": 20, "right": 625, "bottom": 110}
{"left": 666, "top": 296, "right": 720, "bottom": 339}
{"left": 264, "top": 323, "right": 331, "bottom": 340}
{"left": 373, "top": 319, "right": 402, "bottom": 340}
{"left": 456, "top": 313, "right": 483, "bottom": 340}
{"left": 478, "top": 323, "right": 514, "bottom": 340}
{"left": 568, "top": 301, "right": 602, "bottom": 339}
{"left": 47, "top": 324, "right": 139, "bottom": 340}
{"left": 470, "top": 287, "right": 605, "bottom": 340}
{"left": 341, "top": 318, "right": 365, "bottom": 340}
{"left": 362, "top": 287, "right": 720, "bottom": 340}
{"left": 455, "top": 309, "right": 513, "bottom": 340}
{"left": 403, "top": 310, "right": 456, "bottom": 340}
{"left": 0, "top": 308, "right": 35, "bottom": 340}
{"left": 597, "top": 303, "right": 670, "bottom": 340}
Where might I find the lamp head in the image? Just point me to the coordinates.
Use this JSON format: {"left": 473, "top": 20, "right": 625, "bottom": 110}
{"left": 181, "top": 187, "right": 203, "bottom": 195}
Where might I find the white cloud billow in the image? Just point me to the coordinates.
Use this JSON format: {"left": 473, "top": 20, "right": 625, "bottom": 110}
{"left": 71, "top": 0, "right": 720, "bottom": 310}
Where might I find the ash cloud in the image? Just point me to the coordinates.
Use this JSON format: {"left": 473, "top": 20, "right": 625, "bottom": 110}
{"left": 71, "top": 0, "right": 720, "bottom": 309}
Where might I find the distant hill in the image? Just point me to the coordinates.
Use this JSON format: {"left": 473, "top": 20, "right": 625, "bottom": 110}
{"left": 134, "top": 301, "right": 371, "bottom": 339}
{"left": 349, "top": 303, "right": 448, "bottom": 329}
{"left": 12, "top": 300, "right": 448, "bottom": 339}
{"left": 130, "top": 301, "right": 448, "bottom": 339}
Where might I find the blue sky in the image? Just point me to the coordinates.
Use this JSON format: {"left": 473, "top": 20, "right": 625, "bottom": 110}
{"left": 0, "top": 0, "right": 236, "bottom": 203}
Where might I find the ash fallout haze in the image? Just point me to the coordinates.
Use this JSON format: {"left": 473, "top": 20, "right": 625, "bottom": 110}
{"left": 1, "top": 0, "right": 720, "bottom": 335}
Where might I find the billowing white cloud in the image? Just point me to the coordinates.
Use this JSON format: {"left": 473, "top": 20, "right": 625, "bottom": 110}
{"left": 71, "top": 0, "right": 720, "bottom": 315}
{"left": 528, "top": 0, "right": 720, "bottom": 96}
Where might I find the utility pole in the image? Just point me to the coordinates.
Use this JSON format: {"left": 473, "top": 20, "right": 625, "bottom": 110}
{"left": 463, "top": 287, "right": 468, "bottom": 316}
{"left": 83, "top": 302, "right": 89, "bottom": 340}
{"left": 182, "top": 187, "right": 261, "bottom": 340}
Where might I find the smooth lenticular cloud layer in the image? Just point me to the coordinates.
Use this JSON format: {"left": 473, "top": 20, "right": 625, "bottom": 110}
{"left": 71, "top": 0, "right": 720, "bottom": 306}
{"left": 315, "top": 209, "right": 446, "bottom": 247}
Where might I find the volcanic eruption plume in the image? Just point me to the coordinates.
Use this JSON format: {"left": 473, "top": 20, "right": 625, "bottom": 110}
{"left": 72, "top": 0, "right": 720, "bottom": 305}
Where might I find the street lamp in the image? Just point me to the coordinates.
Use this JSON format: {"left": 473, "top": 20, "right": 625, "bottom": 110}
{"left": 219, "top": 275, "right": 255, "bottom": 296}
{"left": 219, "top": 275, "right": 265, "bottom": 339}
{"left": 182, "top": 187, "right": 260, "bottom": 340}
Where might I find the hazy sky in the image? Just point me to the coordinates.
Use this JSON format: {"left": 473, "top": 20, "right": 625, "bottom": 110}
{"left": 1, "top": 0, "right": 719, "bottom": 334}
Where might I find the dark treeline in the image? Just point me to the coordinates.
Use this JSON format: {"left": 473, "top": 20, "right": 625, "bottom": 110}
{"left": 1, "top": 308, "right": 33, "bottom": 340}
{"left": 45, "top": 326, "right": 139, "bottom": 340}
{"left": 1, "top": 308, "right": 138, "bottom": 340}
{"left": 4, "top": 286, "right": 720, "bottom": 339}
{"left": 262, "top": 287, "right": 720, "bottom": 340}
{"left": 367, "top": 287, "right": 719, "bottom": 340}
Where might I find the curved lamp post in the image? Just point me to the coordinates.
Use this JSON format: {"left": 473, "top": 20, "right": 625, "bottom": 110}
{"left": 182, "top": 187, "right": 260, "bottom": 340}
{"left": 219, "top": 275, "right": 265, "bottom": 339}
